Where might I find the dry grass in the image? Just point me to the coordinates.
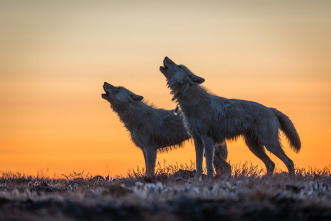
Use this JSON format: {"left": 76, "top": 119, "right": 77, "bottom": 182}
{"left": 127, "top": 160, "right": 331, "bottom": 179}
{"left": 0, "top": 162, "right": 330, "bottom": 221}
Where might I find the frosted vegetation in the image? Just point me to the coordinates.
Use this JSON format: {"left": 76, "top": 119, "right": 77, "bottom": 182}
{"left": 0, "top": 162, "right": 330, "bottom": 220}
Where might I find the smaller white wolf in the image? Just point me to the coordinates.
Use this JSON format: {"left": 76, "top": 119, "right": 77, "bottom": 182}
{"left": 102, "top": 82, "right": 230, "bottom": 177}
{"left": 160, "top": 57, "right": 301, "bottom": 180}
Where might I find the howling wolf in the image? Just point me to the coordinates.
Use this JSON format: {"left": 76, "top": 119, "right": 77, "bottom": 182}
{"left": 101, "top": 82, "right": 230, "bottom": 177}
{"left": 160, "top": 57, "right": 301, "bottom": 180}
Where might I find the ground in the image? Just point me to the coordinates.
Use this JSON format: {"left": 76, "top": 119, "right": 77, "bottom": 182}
{"left": 0, "top": 163, "right": 330, "bottom": 221}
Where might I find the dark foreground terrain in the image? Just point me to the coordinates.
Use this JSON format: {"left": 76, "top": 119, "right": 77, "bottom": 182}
{"left": 0, "top": 164, "right": 330, "bottom": 221}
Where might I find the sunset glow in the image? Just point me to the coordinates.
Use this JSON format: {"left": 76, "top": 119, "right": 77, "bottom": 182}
{"left": 1, "top": 1, "right": 330, "bottom": 177}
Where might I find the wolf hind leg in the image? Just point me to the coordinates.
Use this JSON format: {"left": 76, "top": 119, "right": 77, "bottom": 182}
{"left": 213, "top": 143, "right": 231, "bottom": 176}
{"left": 213, "top": 157, "right": 231, "bottom": 176}
{"left": 263, "top": 140, "right": 295, "bottom": 176}
{"left": 214, "top": 142, "right": 228, "bottom": 160}
{"left": 244, "top": 135, "right": 275, "bottom": 176}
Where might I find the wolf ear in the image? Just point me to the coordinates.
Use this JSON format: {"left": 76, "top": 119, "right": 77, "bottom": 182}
{"left": 129, "top": 94, "right": 144, "bottom": 102}
{"left": 188, "top": 74, "right": 205, "bottom": 84}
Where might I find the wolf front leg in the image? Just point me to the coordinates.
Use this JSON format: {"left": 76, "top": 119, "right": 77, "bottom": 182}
{"left": 202, "top": 136, "right": 215, "bottom": 179}
{"left": 144, "top": 147, "right": 157, "bottom": 178}
{"left": 193, "top": 137, "right": 204, "bottom": 180}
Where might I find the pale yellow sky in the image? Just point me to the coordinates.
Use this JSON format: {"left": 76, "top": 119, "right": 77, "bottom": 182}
{"left": 0, "top": 1, "right": 330, "bottom": 176}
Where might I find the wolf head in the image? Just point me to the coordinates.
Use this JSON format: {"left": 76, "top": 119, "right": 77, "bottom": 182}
{"left": 102, "top": 82, "right": 143, "bottom": 106}
{"left": 160, "top": 57, "right": 205, "bottom": 87}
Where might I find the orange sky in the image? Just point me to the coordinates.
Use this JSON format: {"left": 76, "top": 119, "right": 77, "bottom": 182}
{"left": 1, "top": 1, "right": 330, "bottom": 177}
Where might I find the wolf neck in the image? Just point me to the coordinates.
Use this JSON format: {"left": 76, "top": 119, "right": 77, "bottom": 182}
{"left": 173, "top": 84, "right": 210, "bottom": 113}
{"left": 111, "top": 102, "right": 151, "bottom": 130}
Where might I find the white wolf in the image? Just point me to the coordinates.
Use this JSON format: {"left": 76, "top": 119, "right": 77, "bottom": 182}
{"left": 160, "top": 57, "right": 301, "bottom": 180}
{"left": 102, "top": 82, "right": 230, "bottom": 177}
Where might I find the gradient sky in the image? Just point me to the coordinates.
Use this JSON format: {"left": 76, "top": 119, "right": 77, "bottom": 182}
{"left": 1, "top": 1, "right": 330, "bottom": 177}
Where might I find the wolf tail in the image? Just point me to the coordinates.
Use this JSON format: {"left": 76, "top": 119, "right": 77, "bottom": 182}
{"left": 271, "top": 108, "right": 301, "bottom": 153}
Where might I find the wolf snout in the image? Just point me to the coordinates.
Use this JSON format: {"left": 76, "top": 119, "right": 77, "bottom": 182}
{"left": 163, "top": 56, "right": 176, "bottom": 67}
{"left": 163, "top": 56, "right": 170, "bottom": 65}
{"left": 103, "top": 82, "right": 115, "bottom": 91}
{"left": 103, "top": 82, "right": 110, "bottom": 88}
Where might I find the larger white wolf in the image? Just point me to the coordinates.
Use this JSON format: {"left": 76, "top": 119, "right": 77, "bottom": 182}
{"left": 160, "top": 57, "right": 301, "bottom": 180}
{"left": 102, "top": 82, "right": 229, "bottom": 177}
